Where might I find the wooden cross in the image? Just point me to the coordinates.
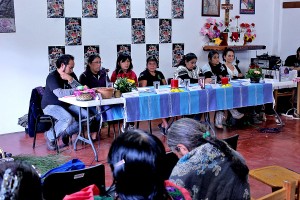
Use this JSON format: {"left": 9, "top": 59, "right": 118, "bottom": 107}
{"left": 221, "top": 0, "right": 233, "bottom": 25}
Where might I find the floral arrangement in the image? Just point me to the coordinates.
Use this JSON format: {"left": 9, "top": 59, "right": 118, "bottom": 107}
{"left": 114, "top": 77, "right": 136, "bottom": 93}
{"left": 246, "top": 64, "right": 262, "bottom": 79}
{"left": 240, "top": 22, "right": 256, "bottom": 43}
{"left": 200, "top": 18, "right": 223, "bottom": 45}
{"left": 229, "top": 15, "right": 241, "bottom": 42}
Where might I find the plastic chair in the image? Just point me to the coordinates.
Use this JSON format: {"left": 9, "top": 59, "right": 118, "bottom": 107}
{"left": 222, "top": 134, "right": 239, "bottom": 150}
{"left": 42, "top": 164, "right": 106, "bottom": 200}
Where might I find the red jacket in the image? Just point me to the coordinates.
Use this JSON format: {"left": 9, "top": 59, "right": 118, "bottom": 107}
{"left": 111, "top": 70, "right": 138, "bottom": 86}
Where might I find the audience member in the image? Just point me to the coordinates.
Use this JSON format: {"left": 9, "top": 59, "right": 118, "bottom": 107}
{"left": 41, "top": 54, "right": 87, "bottom": 150}
{"left": 138, "top": 56, "right": 169, "bottom": 134}
{"left": 167, "top": 118, "right": 250, "bottom": 200}
{"left": 201, "top": 50, "right": 223, "bottom": 82}
{"left": 110, "top": 53, "right": 138, "bottom": 84}
{"left": 106, "top": 129, "right": 192, "bottom": 200}
{"left": 0, "top": 160, "right": 42, "bottom": 200}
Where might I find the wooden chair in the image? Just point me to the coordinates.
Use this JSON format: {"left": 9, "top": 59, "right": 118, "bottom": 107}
{"left": 250, "top": 165, "right": 300, "bottom": 200}
{"left": 274, "top": 88, "right": 295, "bottom": 111}
{"left": 253, "top": 180, "right": 296, "bottom": 200}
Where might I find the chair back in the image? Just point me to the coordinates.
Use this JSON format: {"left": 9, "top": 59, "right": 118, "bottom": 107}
{"left": 162, "top": 152, "right": 179, "bottom": 180}
{"left": 222, "top": 134, "right": 239, "bottom": 150}
{"left": 256, "top": 180, "right": 296, "bottom": 200}
{"left": 42, "top": 164, "right": 106, "bottom": 200}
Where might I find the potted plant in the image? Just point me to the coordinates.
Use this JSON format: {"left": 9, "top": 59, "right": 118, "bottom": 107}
{"left": 246, "top": 64, "right": 263, "bottom": 83}
{"left": 113, "top": 77, "right": 136, "bottom": 97}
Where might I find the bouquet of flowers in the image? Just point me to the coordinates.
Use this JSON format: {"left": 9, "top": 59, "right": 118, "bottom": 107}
{"left": 200, "top": 18, "right": 223, "bottom": 45}
{"left": 114, "top": 77, "right": 136, "bottom": 93}
{"left": 246, "top": 64, "right": 262, "bottom": 80}
{"left": 240, "top": 22, "right": 256, "bottom": 43}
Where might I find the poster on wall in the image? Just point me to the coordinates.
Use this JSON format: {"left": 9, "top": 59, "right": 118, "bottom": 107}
{"left": 65, "top": 18, "right": 82, "bottom": 46}
{"left": 47, "top": 0, "right": 64, "bottom": 18}
{"left": 146, "top": 44, "right": 159, "bottom": 66}
{"left": 171, "top": 0, "right": 184, "bottom": 19}
{"left": 172, "top": 43, "right": 184, "bottom": 67}
{"left": 48, "top": 46, "right": 65, "bottom": 72}
{"left": 145, "top": 0, "right": 158, "bottom": 19}
{"left": 117, "top": 44, "right": 131, "bottom": 56}
{"left": 0, "top": 0, "right": 16, "bottom": 33}
{"left": 116, "top": 0, "right": 131, "bottom": 18}
{"left": 82, "top": 0, "right": 98, "bottom": 18}
{"left": 240, "top": 0, "right": 255, "bottom": 14}
{"left": 84, "top": 45, "right": 100, "bottom": 68}
{"left": 131, "top": 18, "right": 145, "bottom": 44}
{"left": 159, "top": 19, "right": 172, "bottom": 43}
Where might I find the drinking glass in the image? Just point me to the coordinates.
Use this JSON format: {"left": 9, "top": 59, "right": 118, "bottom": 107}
{"left": 211, "top": 75, "right": 217, "bottom": 84}
{"left": 198, "top": 76, "right": 205, "bottom": 89}
{"left": 153, "top": 81, "right": 160, "bottom": 89}
{"left": 226, "top": 75, "right": 231, "bottom": 82}
{"left": 183, "top": 79, "right": 190, "bottom": 89}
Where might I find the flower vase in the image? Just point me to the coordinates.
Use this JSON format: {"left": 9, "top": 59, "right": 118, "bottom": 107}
{"left": 114, "top": 90, "right": 122, "bottom": 98}
{"left": 220, "top": 32, "right": 228, "bottom": 46}
{"left": 250, "top": 77, "right": 260, "bottom": 83}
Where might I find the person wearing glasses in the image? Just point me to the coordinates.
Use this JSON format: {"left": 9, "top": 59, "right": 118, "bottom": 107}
{"left": 41, "top": 54, "right": 87, "bottom": 151}
{"left": 79, "top": 54, "right": 110, "bottom": 141}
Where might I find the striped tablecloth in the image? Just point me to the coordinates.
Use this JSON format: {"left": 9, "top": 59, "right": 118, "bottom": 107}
{"left": 124, "top": 83, "right": 273, "bottom": 122}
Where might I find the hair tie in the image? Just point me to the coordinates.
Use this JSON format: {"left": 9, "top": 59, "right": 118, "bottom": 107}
{"left": 202, "top": 131, "right": 210, "bottom": 139}
{"left": 114, "top": 159, "right": 125, "bottom": 168}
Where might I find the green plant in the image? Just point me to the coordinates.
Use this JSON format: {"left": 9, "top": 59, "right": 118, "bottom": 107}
{"left": 114, "top": 77, "right": 136, "bottom": 93}
{"left": 246, "top": 65, "right": 263, "bottom": 79}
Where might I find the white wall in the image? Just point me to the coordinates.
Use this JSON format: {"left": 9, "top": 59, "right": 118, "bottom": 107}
{"left": 0, "top": 0, "right": 294, "bottom": 134}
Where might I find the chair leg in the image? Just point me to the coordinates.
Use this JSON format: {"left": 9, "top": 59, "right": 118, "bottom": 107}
{"left": 51, "top": 118, "right": 59, "bottom": 154}
{"left": 148, "top": 120, "right": 152, "bottom": 134}
{"left": 112, "top": 123, "right": 116, "bottom": 139}
{"left": 136, "top": 121, "right": 140, "bottom": 129}
{"left": 107, "top": 123, "right": 111, "bottom": 137}
{"left": 32, "top": 117, "right": 39, "bottom": 149}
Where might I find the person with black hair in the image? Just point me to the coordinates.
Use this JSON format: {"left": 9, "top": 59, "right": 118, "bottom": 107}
{"left": 174, "top": 53, "right": 206, "bottom": 84}
{"left": 106, "top": 129, "right": 191, "bottom": 200}
{"left": 41, "top": 54, "right": 87, "bottom": 150}
{"left": 167, "top": 118, "right": 250, "bottom": 200}
{"left": 110, "top": 53, "right": 138, "bottom": 84}
{"left": 0, "top": 160, "right": 42, "bottom": 200}
{"left": 285, "top": 47, "right": 300, "bottom": 76}
{"left": 200, "top": 50, "right": 222, "bottom": 82}
{"left": 138, "top": 56, "right": 169, "bottom": 134}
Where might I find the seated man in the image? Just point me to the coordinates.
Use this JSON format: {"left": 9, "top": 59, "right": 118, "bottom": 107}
{"left": 41, "top": 54, "right": 86, "bottom": 150}
{"left": 285, "top": 47, "right": 300, "bottom": 77}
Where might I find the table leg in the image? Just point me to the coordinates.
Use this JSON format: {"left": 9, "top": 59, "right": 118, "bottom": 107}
{"left": 73, "top": 107, "right": 82, "bottom": 151}
{"left": 86, "top": 108, "right": 99, "bottom": 162}
{"left": 204, "top": 112, "right": 216, "bottom": 138}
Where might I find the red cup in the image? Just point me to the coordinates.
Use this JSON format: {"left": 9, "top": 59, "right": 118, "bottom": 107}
{"left": 171, "top": 79, "right": 179, "bottom": 89}
{"left": 221, "top": 77, "right": 229, "bottom": 85}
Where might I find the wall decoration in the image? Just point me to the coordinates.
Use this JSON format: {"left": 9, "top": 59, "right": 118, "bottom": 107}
{"left": 116, "top": 0, "right": 131, "bottom": 18}
{"left": 47, "top": 0, "right": 64, "bottom": 18}
{"left": 172, "top": 43, "right": 184, "bottom": 67}
{"left": 159, "top": 19, "right": 172, "bottom": 43}
{"left": 240, "top": 0, "right": 255, "bottom": 14}
{"left": 0, "top": 0, "right": 16, "bottom": 32}
{"left": 82, "top": 0, "right": 98, "bottom": 18}
{"left": 146, "top": 44, "right": 159, "bottom": 66}
{"left": 201, "top": 0, "right": 220, "bottom": 17}
{"left": 172, "top": 0, "right": 184, "bottom": 19}
{"left": 84, "top": 45, "right": 99, "bottom": 67}
{"left": 48, "top": 46, "right": 65, "bottom": 72}
{"left": 117, "top": 44, "right": 131, "bottom": 56}
{"left": 145, "top": 0, "right": 158, "bottom": 18}
{"left": 65, "top": 18, "right": 82, "bottom": 46}
{"left": 131, "top": 18, "right": 145, "bottom": 44}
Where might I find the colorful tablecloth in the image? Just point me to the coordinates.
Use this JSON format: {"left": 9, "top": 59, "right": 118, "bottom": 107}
{"left": 124, "top": 83, "right": 273, "bottom": 122}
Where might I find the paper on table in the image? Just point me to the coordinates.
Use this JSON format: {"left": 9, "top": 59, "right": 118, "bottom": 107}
{"left": 122, "top": 91, "right": 139, "bottom": 98}
{"left": 137, "top": 87, "right": 150, "bottom": 92}
{"left": 155, "top": 88, "right": 171, "bottom": 94}
{"left": 188, "top": 86, "right": 202, "bottom": 91}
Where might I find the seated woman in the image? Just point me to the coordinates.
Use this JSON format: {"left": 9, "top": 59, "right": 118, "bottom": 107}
{"left": 201, "top": 50, "right": 223, "bottom": 82}
{"left": 0, "top": 160, "right": 43, "bottom": 200}
{"left": 79, "top": 54, "right": 110, "bottom": 140}
{"left": 106, "top": 129, "right": 191, "bottom": 200}
{"left": 138, "top": 56, "right": 169, "bottom": 134}
{"left": 212, "top": 48, "right": 244, "bottom": 128}
{"left": 111, "top": 53, "right": 138, "bottom": 84}
{"left": 174, "top": 53, "right": 207, "bottom": 84}
{"left": 285, "top": 46, "right": 300, "bottom": 76}
{"left": 167, "top": 118, "right": 250, "bottom": 200}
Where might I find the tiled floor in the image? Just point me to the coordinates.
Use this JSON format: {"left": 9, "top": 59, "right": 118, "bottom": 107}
{"left": 1, "top": 114, "right": 300, "bottom": 198}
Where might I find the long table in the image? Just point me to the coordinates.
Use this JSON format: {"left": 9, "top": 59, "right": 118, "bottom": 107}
{"left": 125, "top": 82, "right": 274, "bottom": 122}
